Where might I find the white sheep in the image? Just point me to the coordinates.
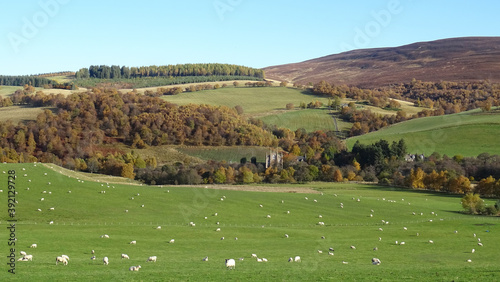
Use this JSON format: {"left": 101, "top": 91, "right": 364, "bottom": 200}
{"left": 49, "top": 207, "right": 55, "bottom": 211}
{"left": 23, "top": 254, "right": 33, "bottom": 261}
{"left": 91, "top": 256, "right": 96, "bottom": 260}
{"left": 285, "top": 234, "right": 289, "bottom": 238}
{"left": 472, "top": 248, "right": 475, "bottom": 253}
{"left": 478, "top": 242, "right": 483, "bottom": 247}
{"left": 49, "top": 221, "right": 54, "bottom": 225}
{"left": 130, "top": 240, "right": 137, "bottom": 244}
{"left": 372, "top": 258, "right": 381, "bottom": 265}
{"left": 20, "top": 251, "right": 27, "bottom": 256}
{"left": 225, "top": 258, "right": 236, "bottom": 269}
{"left": 262, "top": 258, "right": 268, "bottom": 262}
{"left": 169, "top": 239, "right": 175, "bottom": 243}
{"left": 91, "top": 250, "right": 95, "bottom": 254}
{"left": 266, "top": 214, "right": 271, "bottom": 218}
{"left": 122, "top": 254, "right": 130, "bottom": 259}
{"left": 203, "top": 256, "right": 208, "bottom": 261}
{"left": 288, "top": 257, "right": 293, "bottom": 262}
{"left": 61, "top": 255, "right": 69, "bottom": 261}
{"left": 40, "top": 198, "right": 44, "bottom": 201}
{"left": 56, "top": 256, "right": 68, "bottom": 265}
{"left": 216, "top": 228, "right": 221, "bottom": 232}
{"left": 129, "top": 265, "right": 141, "bottom": 271}
{"left": 103, "top": 256, "right": 109, "bottom": 265}
{"left": 428, "top": 240, "right": 434, "bottom": 244}
{"left": 251, "top": 254, "right": 257, "bottom": 258}
{"left": 156, "top": 226, "right": 161, "bottom": 230}
{"left": 350, "top": 245, "right": 356, "bottom": 249}
{"left": 147, "top": 256, "right": 157, "bottom": 262}
{"left": 30, "top": 243, "right": 37, "bottom": 248}
{"left": 294, "top": 256, "right": 301, "bottom": 262}
{"left": 101, "top": 234, "right": 110, "bottom": 238}
{"left": 257, "top": 258, "right": 263, "bottom": 262}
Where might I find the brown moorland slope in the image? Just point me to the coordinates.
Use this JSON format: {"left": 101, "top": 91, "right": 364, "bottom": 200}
{"left": 263, "top": 37, "right": 500, "bottom": 87}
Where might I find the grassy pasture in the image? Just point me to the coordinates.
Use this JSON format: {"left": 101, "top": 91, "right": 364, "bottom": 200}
{"left": 346, "top": 109, "right": 500, "bottom": 157}
{"left": 259, "top": 109, "right": 352, "bottom": 133}
{"left": 1, "top": 163, "right": 499, "bottom": 281}
{"left": 176, "top": 146, "right": 271, "bottom": 163}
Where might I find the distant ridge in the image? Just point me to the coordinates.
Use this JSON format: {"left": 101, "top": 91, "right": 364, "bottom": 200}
{"left": 263, "top": 37, "right": 500, "bottom": 87}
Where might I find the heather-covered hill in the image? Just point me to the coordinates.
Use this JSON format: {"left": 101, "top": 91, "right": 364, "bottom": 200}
{"left": 264, "top": 37, "right": 500, "bottom": 87}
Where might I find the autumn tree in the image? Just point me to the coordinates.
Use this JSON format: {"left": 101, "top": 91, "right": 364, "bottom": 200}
{"left": 461, "top": 193, "right": 485, "bottom": 214}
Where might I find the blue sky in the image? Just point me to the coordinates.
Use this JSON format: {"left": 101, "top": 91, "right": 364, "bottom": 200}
{"left": 1, "top": 0, "right": 499, "bottom": 75}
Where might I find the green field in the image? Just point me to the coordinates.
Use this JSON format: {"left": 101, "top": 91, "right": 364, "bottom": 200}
{"left": 0, "top": 86, "right": 23, "bottom": 97}
{"left": 162, "top": 87, "right": 331, "bottom": 115}
{"left": 176, "top": 146, "right": 271, "bottom": 163}
{"left": 260, "top": 109, "right": 352, "bottom": 133}
{"left": 1, "top": 163, "right": 499, "bottom": 281}
{"left": 346, "top": 109, "right": 500, "bottom": 157}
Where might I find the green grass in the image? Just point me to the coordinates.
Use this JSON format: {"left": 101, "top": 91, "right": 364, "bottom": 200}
{"left": 346, "top": 109, "right": 500, "bottom": 157}
{"left": 162, "top": 87, "right": 331, "bottom": 115}
{"left": 1, "top": 163, "right": 500, "bottom": 281}
{"left": 176, "top": 146, "right": 271, "bottom": 163}
{"left": 0, "top": 86, "right": 23, "bottom": 97}
{"left": 260, "top": 108, "right": 352, "bottom": 133}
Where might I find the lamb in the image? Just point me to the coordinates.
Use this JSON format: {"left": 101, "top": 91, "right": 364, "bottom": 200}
{"left": 225, "top": 258, "right": 236, "bottom": 269}
{"left": 30, "top": 243, "right": 37, "bottom": 248}
{"left": 130, "top": 240, "right": 137, "bottom": 244}
{"left": 23, "top": 254, "right": 33, "bottom": 261}
{"left": 56, "top": 256, "right": 68, "bottom": 265}
{"left": 294, "top": 256, "right": 301, "bottom": 262}
{"left": 372, "top": 258, "right": 381, "bottom": 265}
{"left": 121, "top": 254, "right": 130, "bottom": 259}
{"left": 103, "top": 256, "right": 109, "bottom": 265}
{"left": 147, "top": 256, "right": 157, "bottom": 262}
{"left": 129, "top": 265, "right": 141, "bottom": 271}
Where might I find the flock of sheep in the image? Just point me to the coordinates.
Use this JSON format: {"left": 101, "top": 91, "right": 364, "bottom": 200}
{"left": 10, "top": 164, "right": 489, "bottom": 275}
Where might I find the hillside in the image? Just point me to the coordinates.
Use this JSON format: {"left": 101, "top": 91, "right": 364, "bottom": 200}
{"left": 264, "top": 37, "right": 500, "bottom": 87}
{"left": 1, "top": 163, "right": 498, "bottom": 280}
{"left": 346, "top": 108, "right": 500, "bottom": 157}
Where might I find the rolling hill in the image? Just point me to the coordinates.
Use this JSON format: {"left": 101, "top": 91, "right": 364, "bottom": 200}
{"left": 264, "top": 37, "right": 500, "bottom": 87}
{"left": 1, "top": 163, "right": 499, "bottom": 280}
{"left": 346, "top": 108, "right": 500, "bottom": 157}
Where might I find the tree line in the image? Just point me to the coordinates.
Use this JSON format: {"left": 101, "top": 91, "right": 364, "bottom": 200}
{"left": 75, "top": 63, "right": 265, "bottom": 80}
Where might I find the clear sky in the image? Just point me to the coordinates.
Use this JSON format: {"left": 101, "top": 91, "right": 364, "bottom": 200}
{"left": 1, "top": 0, "right": 499, "bottom": 75}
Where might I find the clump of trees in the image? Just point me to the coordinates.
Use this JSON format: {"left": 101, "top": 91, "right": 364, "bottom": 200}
{"left": 75, "top": 64, "right": 265, "bottom": 79}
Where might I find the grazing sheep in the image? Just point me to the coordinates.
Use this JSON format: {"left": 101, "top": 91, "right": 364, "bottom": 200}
{"left": 40, "top": 198, "right": 44, "bottom": 201}
{"left": 313, "top": 199, "right": 318, "bottom": 203}
{"left": 30, "top": 244, "right": 37, "bottom": 248}
{"left": 61, "top": 255, "right": 70, "bottom": 261}
{"left": 266, "top": 214, "right": 271, "bottom": 218}
{"left": 257, "top": 258, "right": 263, "bottom": 262}
{"left": 203, "top": 256, "right": 208, "bottom": 261}
{"left": 20, "top": 251, "right": 27, "bottom": 256}
{"left": 56, "top": 256, "right": 68, "bottom": 265}
{"left": 225, "top": 258, "right": 236, "bottom": 269}
{"left": 400, "top": 241, "right": 405, "bottom": 245}
{"left": 379, "top": 228, "right": 383, "bottom": 231}
{"left": 428, "top": 240, "right": 434, "bottom": 244}
{"left": 259, "top": 204, "right": 263, "bottom": 208}
{"left": 147, "top": 256, "right": 157, "bottom": 262}
{"left": 379, "top": 237, "right": 382, "bottom": 241}
{"left": 350, "top": 245, "right": 356, "bottom": 249}
{"left": 317, "top": 250, "right": 323, "bottom": 254}
{"left": 216, "top": 228, "right": 221, "bottom": 232}
{"left": 23, "top": 254, "right": 33, "bottom": 261}
{"left": 101, "top": 234, "right": 110, "bottom": 238}
{"left": 284, "top": 233, "right": 289, "bottom": 238}
{"left": 373, "top": 247, "right": 378, "bottom": 251}
{"left": 304, "top": 197, "right": 308, "bottom": 200}
{"left": 130, "top": 240, "right": 137, "bottom": 244}
{"left": 342, "top": 261, "right": 349, "bottom": 264}
{"left": 156, "top": 226, "right": 161, "bottom": 230}
{"left": 318, "top": 222, "right": 325, "bottom": 226}
{"left": 478, "top": 242, "right": 483, "bottom": 247}
{"left": 91, "top": 250, "right": 95, "bottom": 254}
{"left": 251, "top": 254, "right": 257, "bottom": 258}
{"left": 472, "top": 249, "right": 475, "bottom": 253}
{"left": 121, "top": 254, "right": 130, "bottom": 259}
{"left": 294, "top": 256, "right": 301, "bottom": 262}
{"left": 91, "top": 256, "right": 96, "bottom": 260}
{"left": 403, "top": 227, "right": 408, "bottom": 231}
{"left": 103, "top": 256, "right": 109, "bottom": 265}
{"left": 262, "top": 258, "right": 268, "bottom": 262}
{"left": 169, "top": 239, "right": 175, "bottom": 243}
{"left": 49, "top": 207, "right": 55, "bottom": 211}
{"left": 318, "top": 215, "right": 322, "bottom": 218}
{"left": 288, "top": 257, "right": 293, "bottom": 262}
{"left": 49, "top": 221, "right": 54, "bottom": 225}
{"left": 221, "top": 237, "right": 225, "bottom": 240}
{"left": 372, "top": 258, "right": 381, "bottom": 265}
{"left": 328, "top": 252, "right": 334, "bottom": 256}
{"left": 467, "top": 259, "right": 472, "bottom": 263}
{"left": 129, "top": 265, "right": 141, "bottom": 271}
